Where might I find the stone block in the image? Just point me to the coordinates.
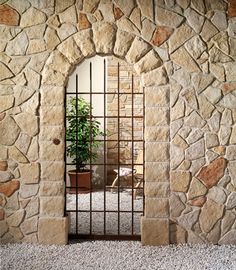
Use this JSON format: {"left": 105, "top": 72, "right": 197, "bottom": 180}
{"left": 145, "top": 198, "right": 169, "bottom": 218}
{"left": 141, "top": 66, "right": 168, "bottom": 87}
{"left": 145, "top": 162, "right": 169, "bottom": 182}
{"left": 40, "top": 181, "right": 64, "bottom": 196}
{"left": 40, "top": 106, "right": 64, "bottom": 126}
{"left": 145, "top": 126, "right": 169, "bottom": 142}
{"left": 40, "top": 141, "right": 64, "bottom": 161}
{"left": 170, "top": 171, "right": 191, "bottom": 192}
{"left": 38, "top": 217, "right": 68, "bottom": 245}
{"left": 41, "top": 162, "right": 65, "bottom": 181}
{"left": 41, "top": 86, "right": 64, "bottom": 106}
{"left": 146, "top": 107, "right": 169, "bottom": 126}
{"left": 40, "top": 196, "right": 64, "bottom": 217}
{"left": 20, "top": 163, "right": 39, "bottom": 184}
{"left": 114, "top": 30, "right": 134, "bottom": 58}
{"left": 145, "top": 182, "right": 169, "bottom": 198}
{"left": 146, "top": 142, "right": 169, "bottom": 162}
{"left": 141, "top": 217, "right": 169, "bottom": 245}
{"left": 126, "top": 37, "right": 150, "bottom": 64}
{"left": 73, "top": 29, "right": 95, "bottom": 57}
{"left": 145, "top": 86, "right": 169, "bottom": 107}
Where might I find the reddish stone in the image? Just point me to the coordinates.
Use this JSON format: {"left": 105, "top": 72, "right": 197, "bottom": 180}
{"left": 221, "top": 82, "right": 236, "bottom": 95}
{"left": 0, "top": 194, "right": 6, "bottom": 207}
{"left": 213, "top": 146, "right": 226, "bottom": 155}
{"left": 152, "top": 26, "right": 174, "bottom": 46}
{"left": 190, "top": 196, "right": 206, "bottom": 207}
{"left": 113, "top": 5, "right": 124, "bottom": 20}
{"left": 78, "top": 13, "right": 91, "bottom": 30}
{"left": 0, "top": 160, "right": 8, "bottom": 171}
{"left": 0, "top": 180, "right": 20, "bottom": 197}
{"left": 228, "top": 0, "right": 236, "bottom": 17}
{"left": 0, "top": 208, "right": 5, "bottom": 220}
{"left": 197, "top": 157, "right": 227, "bottom": 188}
{"left": 0, "top": 4, "right": 20, "bottom": 26}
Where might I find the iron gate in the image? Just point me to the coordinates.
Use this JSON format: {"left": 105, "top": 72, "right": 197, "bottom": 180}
{"left": 65, "top": 57, "right": 145, "bottom": 240}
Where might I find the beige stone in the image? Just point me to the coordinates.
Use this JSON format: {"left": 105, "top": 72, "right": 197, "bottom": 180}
{"left": 152, "top": 26, "right": 174, "bottom": 46}
{"left": 40, "top": 126, "right": 64, "bottom": 142}
{"left": 9, "top": 227, "right": 24, "bottom": 241}
{"left": 170, "top": 193, "right": 185, "bottom": 218}
{"left": 20, "top": 216, "right": 38, "bottom": 235}
{"left": 0, "top": 95, "right": 14, "bottom": 113}
{"left": 185, "top": 111, "right": 206, "bottom": 128}
{"left": 209, "top": 47, "right": 232, "bottom": 63}
{"left": 59, "top": 5, "right": 77, "bottom": 24}
{"left": 20, "top": 163, "right": 39, "bottom": 184}
{"left": 219, "top": 94, "right": 236, "bottom": 110}
{"left": 171, "top": 47, "right": 200, "bottom": 72}
{"left": 171, "top": 99, "right": 185, "bottom": 121}
{"left": 199, "top": 199, "right": 224, "bottom": 233}
{"left": 146, "top": 86, "right": 169, "bottom": 107}
{"left": 0, "top": 220, "right": 8, "bottom": 238}
{"left": 9, "top": 146, "right": 28, "bottom": 163}
{"left": 146, "top": 107, "right": 168, "bottom": 126}
{"left": 27, "top": 39, "right": 46, "bottom": 54}
{"left": 14, "top": 113, "right": 38, "bottom": 137}
{"left": 46, "top": 50, "right": 71, "bottom": 75}
{"left": 98, "top": 0, "right": 114, "bottom": 22}
{"left": 20, "top": 184, "right": 39, "bottom": 199}
{"left": 55, "top": 0, "right": 74, "bottom": 13}
{"left": 210, "top": 63, "right": 225, "bottom": 82}
{"left": 73, "top": 30, "right": 95, "bottom": 57}
{"left": 192, "top": 73, "right": 215, "bottom": 94}
{"left": 41, "top": 162, "right": 65, "bottom": 182}
{"left": 42, "top": 68, "right": 66, "bottom": 86}
{"left": 25, "top": 197, "right": 39, "bottom": 218}
{"left": 40, "top": 196, "right": 64, "bottom": 217}
{"left": 145, "top": 162, "right": 169, "bottom": 182}
{"left": 58, "top": 23, "right": 77, "bottom": 41}
{"left": 172, "top": 134, "right": 188, "bottom": 150}
{"left": 169, "top": 24, "right": 194, "bottom": 53}
{"left": 7, "top": 209, "right": 25, "bottom": 227}
{"left": 38, "top": 217, "right": 68, "bottom": 245}
{"left": 44, "top": 27, "right": 60, "bottom": 50}
{"left": 170, "top": 144, "right": 184, "bottom": 170}
{"left": 114, "top": 30, "right": 134, "bottom": 58}
{"left": 92, "top": 22, "right": 116, "bottom": 54}
{"left": 40, "top": 182, "right": 64, "bottom": 196}
{"left": 20, "top": 7, "right": 46, "bottom": 27}
{"left": 141, "top": 19, "right": 156, "bottom": 42}
{"left": 114, "top": 0, "right": 135, "bottom": 16}
{"left": 178, "top": 209, "right": 200, "bottom": 230}
{"left": 137, "top": 0, "right": 153, "bottom": 20}
{"left": 201, "top": 20, "right": 218, "bottom": 42}
{"left": 145, "top": 198, "right": 169, "bottom": 218}
{"left": 40, "top": 106, "right": 64, "bottom": 126}
{"left": 146, "top": 143, "right": 169, "bottom": 162}
{"left": 6, "top": 31, "right": 28, "bottom": 56}
{"left": 58, "top": 37, "right": 83, "bottom": 65}
{"left": 141, "top": 217, "right": 169, "bottom": 245}
{"left": 170, "top": 171, "right": 190, "bottom": 192}
{"left": 145, "top": 126, "right": 169, "bottom": 142}
{"left": 116, "top": 17, "right": 139, "bottom": 35}
{"left": 198, "top": 94, "right": 215, "bottom": 119}
{"left": 83, "top": 0, "right": 99, "bottom": 13}
{"left": 185, "top": 8, "right": 205, "bottom": 34}
{"left": 126, "top": 37, "right": 150, "bottom": 64}
{"left": 221, "top": 210, "right": 235, "bottom": 236}
{"left": 129, "top": 7, "right": 141, "bottom": 30}
{"left": 188, "top": 177, "right": 207, "bottom": 200}
{"left": 219, "top": 230, "right": 236, "bottom": 245}
{"left": 155, "top": 6, "right": 184, "bottom": 28}
{"left": 41, "top": 86, "right": 64, "bottom": 106}
{"left": 142, "top": 66, "right": 168, "bottom": 87}
{"left": 0, "top": 62, "right": 13, "bottom": 81}
{"left": 185, "top": 35, "right": 207, "bottom": 59}
{"left": 186, "top": 139, "right": 205, "bottom": 161}
{"left": 134, "top": 50, "right": 162, "bottom": 74}
{"left": 224, "top": 62, "right": 236, "bottom": 81}
{"left": 40, "top": 141, "right": 64, "bottom": 161}
{"left": 145, "top": 182, "right": 169, "bottom": 198}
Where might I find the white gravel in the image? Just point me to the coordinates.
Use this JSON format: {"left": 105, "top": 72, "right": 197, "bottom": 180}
{"left": 1, "top": 242, "right": 236, "bottom": 270}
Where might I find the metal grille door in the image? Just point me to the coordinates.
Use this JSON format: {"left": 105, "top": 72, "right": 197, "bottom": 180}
{"left": 65, "top": 56, "right": 145, "bottom": 240}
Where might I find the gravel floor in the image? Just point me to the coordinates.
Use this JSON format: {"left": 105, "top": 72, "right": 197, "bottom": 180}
{"left": 1, "top": 242, "right": 236, "bottom": 270}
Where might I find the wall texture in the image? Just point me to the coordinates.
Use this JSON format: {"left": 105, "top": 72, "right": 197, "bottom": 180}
{"left": 0, "top": 0, "right": 235, "bottom": 245}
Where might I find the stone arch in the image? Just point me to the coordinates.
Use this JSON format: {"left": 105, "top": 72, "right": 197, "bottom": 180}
{"left": 39, "top": 21, "right": 170, "bottom": 245}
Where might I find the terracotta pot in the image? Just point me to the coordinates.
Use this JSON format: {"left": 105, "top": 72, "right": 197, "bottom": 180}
{"left": 68, "top": 170, "right": 91, "bottom": 194}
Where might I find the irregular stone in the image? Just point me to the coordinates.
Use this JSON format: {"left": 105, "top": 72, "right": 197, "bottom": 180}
{"left": 20, "top": 184, "right": 39, "bottom": 199}
{"left": 185, "top": 35, "right": 206, "bottom": 59}
{"left": 20, "top": 7, "right": 46, "bottom": 27}
{"left": 212, "top": 32, "right": 229, "bottom": 55}
{"left": 0, "top": 4, "right": 20, "bottom": 26}
{"left": 224, "top": 62, "right": 236, "bottom": 81}
{"left": 198, "top": 94, "right": 215, "bottom": 119}
{"left": 205, "top": 133, "right": 219, "bottom": 149}
{"left": 27, "top": 137, "right": 38, "bottom": 162}
{"left": 197, "top": 157, "right": 227, "bottom": 188}
{"left": 55, "top": 0, "right": 74, "bottom": 13}
{"left": 40, "top": 182, "right": 64, "bottom": 196}
{"left": 114, "top": 30, "right": 134, "bottom": 58}
{"left": 185, "top": 111, "right": 206, "bottom": 128}
{"left": 155, "top": 6, "right": 184, "bottom": 28}
{"left": 14, "top": 113, "right": 38, "bottom": 137}
{"left": 73, "top": 29, "right": 95, "bottom": 57}
{"left": 178, "top": 209, "right": 200, "bottom": 230}
{"left": 141, "top": 19, "right": 156, "bottom": 42}
{"left": 170, "top": 145, "right": 184, "bottom": 169}
{"left": 209, "top": 47, "right": 232, "bottom": 63}
{"left": 25, "top": 197, "right": 39, "bottom": 218}
{"left": 208, "top": 186, "right": 227, "bottom": 204}
{"left": 219, "top": 230, "right": 236, "bottom": 245}
{"left": 206, "top": 150, "right": 218, "bottom": 163}
{"left": 201, "top": 20, "right": 218, "bottom": 42}
{"left": 169, "top": 24, "right": 195, "bottom": 53}
{"left": 134, "top": 50, "right": 162, "bottom": 74}
{"left": 171, "top": 99, "right": 185, "bottom": 121}
{"left": 170, "top": 119, "right": 183, "bottom": 139}
{"left": 170, "top": 171, "right": 191, "bottom": 193}
{"left": 226, "top": 192, "right": 236, "bottom": 210}
{"left": 219, "top": 126, "right": 231, "bottom": 145}
{"left": 228, "top": 161, "right": 236, "bottom": 188}
{"left": 57, "top": 23, "right": 77, "bottom": 41}
{"left": 172, "top": 134, "right": 188, "bottom": 150}
{"left": 0, "top": 95, "right": 14, "bottom": 113}
{"left": 113, "top": 5, "right": 123, "bottom": 20}
{"left": 46, "top": 50, "right": 71, "bottom": 75}
{"left": 170, "top": 84, "right": 181, "bottom": 107}
{"left": 181, "top": 88, "right": 198, "bottom": 110}
{"left": 191, "top": 157, "right": 206, "bottom": 175}
{"left": 205, "top": 0, "right": 227, "bottom": 11}
{"left": 27, "top": 39, "right": 46, "bottom": 54}
{"left": 141, "top": 66, "right": 168, "bottom": 87}
{"left": 40, "top": 196, "right": 64, "bottom": 217}
{"left": 228, "top": 0, "right": 236, "bottom": 17}
{"left": 20, "top": 163, "right": 39, "bottom": 184}
{"left": 188, "top": 177, "right": 207, "bottom": 200}
{"left": 98, "top": 0, "right": 114, "bottom": 22}
{"left": 191, "top": 0, "right": 205, "bottom": 14}
{"left": 59, "top": 5, "right": 77, "bottom": 24}
{"left": 58, "top": 37, "right": 83, "bottom": 65}
{"left": 0, "top": 180, "right": 20, "bottom": 197}
{"left": 114, "top": 0, "right": 135, "bottom": 16}
{"left": 21, "top": 93, "right": 39, "bottom": 115}
{"left": 219, "top": 94, "right": 236, "bottom": 110}
{"left": 206, "top": 220, "right": 221, "bottom": 244}
{"left": 171, "top": 47, "right": 200, "bottom": 72}
{"left": 189, "top": 196, "right": 206, "bottom": 207}
{"left": 210, "top": 63, "right": 225, "bottom": 82}
{"left": 126, "top": 37, "right": 150, "bottom": 64}
{"left": 185, "top": 8, "right": 205, "bottom": 33}
{"left": 208, "top": 110, "right": 221, "bottom": 133}
{"left": 0, "top": 220, "right": 8, "bottom": 237}
{"left": 129, "top": 7, "right": 141, "bottom": 30}
{"left": 222, "top": 109, "right": 233, "bottom": 126}
{"left": 221, "top": 211, "right": 235, "bottom": 236}
{"left": 44, "top": 27, "right": 60, "bottom": 50}
{"left": 0, "top": 62, "right": 13, "bottom": 81}
{"left": 116, "top": 17, "right": 139, "bottom": 35}
{"left": 152, "top": 26, "right": 174, "bottom": 46}
{"left": 92, "top": 22, "right": 116, "bottom": 54}
{"left": 9, "top": 146, "right": 28, "bottom": 164}
{"left": 20, "top": 216, "right": 38, "bottom": 235}
{"left": 137, "top": 0, "right": 153, "bottom": 20}
{"left": 186, "top": 139, "right": 205, "bottom": 161}
{"left": 6, "top": 31, "right": 28, "bottom": 56}
{"left": 0, "top": 116, "right": 20, "bottom": 146}
{"left": 192, "top": 73, "right": 215, "bottom": 94}
{"left": 7, "top": 209, "right": 25, "bottom": 227}
{"left": 0, "top": 160, "right": 7, "bottom": 171}
{"left": 77, "top": 12, "right": 91, "bottom": 30}
{"left": 200, "top": 199, "right": 224, "bottom": 233}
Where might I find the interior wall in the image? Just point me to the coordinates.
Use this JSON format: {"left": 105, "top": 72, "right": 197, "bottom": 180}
{"left": 0, "top": 0, "right": 235, "bottom": 245}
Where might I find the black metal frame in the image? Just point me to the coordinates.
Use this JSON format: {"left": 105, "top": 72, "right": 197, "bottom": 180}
{"left": 65, "top": 58, "right": 145, "bottom": 240}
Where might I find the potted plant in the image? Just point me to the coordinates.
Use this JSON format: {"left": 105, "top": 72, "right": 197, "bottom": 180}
{"left": 66, "top": 96, "right": 103, "bottom": 193}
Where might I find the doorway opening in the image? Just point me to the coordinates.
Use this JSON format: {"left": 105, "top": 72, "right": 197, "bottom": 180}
{"left": 65, "top": 55, "right": 145, "bottom": 240}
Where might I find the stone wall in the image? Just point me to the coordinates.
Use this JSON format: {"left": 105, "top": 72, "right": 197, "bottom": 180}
{"left": 0, "top": 0, "right": 235, "bottom": 245}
